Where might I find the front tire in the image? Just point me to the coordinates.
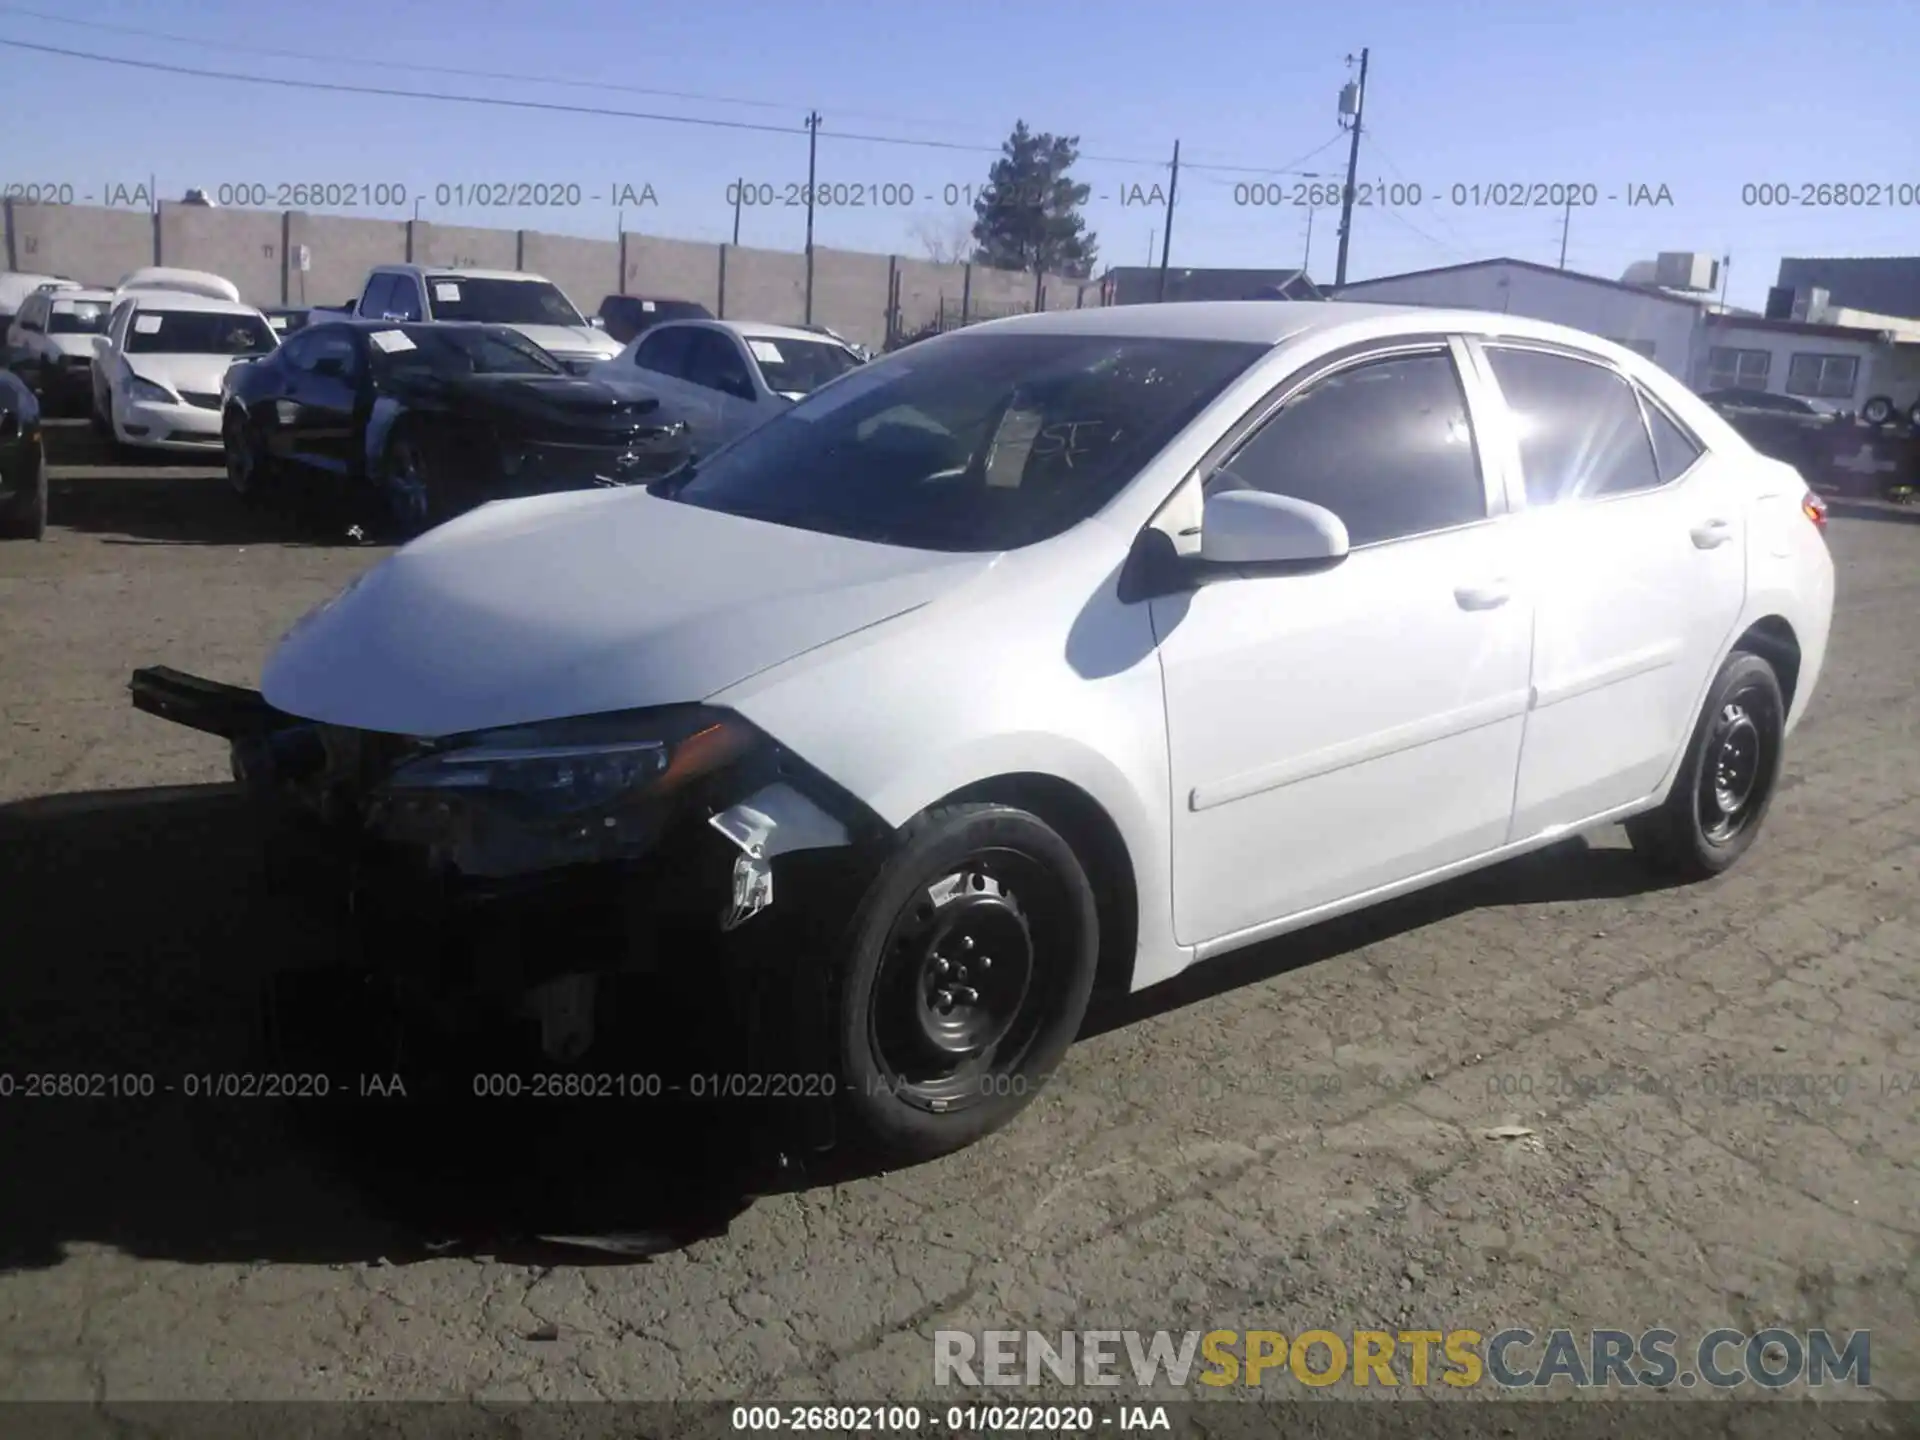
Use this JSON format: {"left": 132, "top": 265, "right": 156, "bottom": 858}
{"left": 1628, "top": 651, "right": 1786, "bottom": 881}
{"left": 819, "top": 803, "right": 1099, "bottom": 1165}
{"left": 383, "top": 425, "right": 444, "bottom": 537}
{"left": 223, "top": 408, "right": 267, "bottom": 500}
{"left": 1862, "top": 395, "right": 1894, "bottom": 426}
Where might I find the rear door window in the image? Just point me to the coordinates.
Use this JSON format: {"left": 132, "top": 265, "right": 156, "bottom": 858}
{"left": 1484, "top": 346, "right": 1662, "bottom": 503}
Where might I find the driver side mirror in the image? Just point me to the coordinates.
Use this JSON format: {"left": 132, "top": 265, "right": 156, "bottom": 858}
{"left": 1199, "top": 485, "right": 1350, "bottom": 566}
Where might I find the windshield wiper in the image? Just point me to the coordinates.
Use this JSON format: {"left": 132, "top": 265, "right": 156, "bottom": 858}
{"left": 646, "top": 459, "right": 698, "bottom": 498}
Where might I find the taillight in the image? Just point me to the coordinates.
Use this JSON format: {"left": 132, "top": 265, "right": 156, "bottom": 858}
{"left": 1802, "top": 490, "right": 1827, "bottom": 530}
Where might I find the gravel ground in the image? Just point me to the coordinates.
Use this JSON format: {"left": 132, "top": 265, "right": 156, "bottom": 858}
{"left": 0, "top": 420, "right": 1915, "bottom": 1411}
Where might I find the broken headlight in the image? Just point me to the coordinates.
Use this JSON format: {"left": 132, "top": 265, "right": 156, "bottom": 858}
{"left": 369, "top": 706, "right": 758, "bottom": 877}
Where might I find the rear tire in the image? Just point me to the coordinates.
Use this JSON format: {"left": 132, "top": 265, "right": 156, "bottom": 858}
{"left": 1627, "top": 651, "right": 1786, "bottom": 881}
{"left": 1861, "top": 395, "right": 1894, "bottom": 426}
{"left": 0, "top": 449, "right": 48, "bottom": 541}
{"left": 814, "top": 802, "right": 1099, "bottom": 1165}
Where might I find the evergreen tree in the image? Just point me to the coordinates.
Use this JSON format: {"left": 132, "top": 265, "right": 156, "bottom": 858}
{"left": 970, "top": 122, "right": 1099, "bottom": 278}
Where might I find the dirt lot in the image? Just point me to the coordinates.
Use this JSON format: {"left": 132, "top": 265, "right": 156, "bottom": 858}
{"left": 0, "top": 420, "right": 1916, "bottom": 1408}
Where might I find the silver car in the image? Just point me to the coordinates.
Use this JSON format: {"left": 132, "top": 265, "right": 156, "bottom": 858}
{"left": 589, "top": 318, "right": 865, "bottom": 453}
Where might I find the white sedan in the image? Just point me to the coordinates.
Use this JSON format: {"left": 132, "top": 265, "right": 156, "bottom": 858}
{"left": 128, "top": 301, "right": 1834, "bottom": 1165}
{"left": 91, "top": 291, "right": 279, "bottom": 452}
{"left": 589, "top": 317, "right": 866, "bottom": 453}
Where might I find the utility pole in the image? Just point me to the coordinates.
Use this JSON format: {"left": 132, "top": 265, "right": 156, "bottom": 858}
{"left": 1718, "top": 253, "right": 1732, "bottom": 310}
{"left": 1333, "top": 47, "right": 1368, "bottom": 289}
{"left": 1156, "top": 139, "right": 1181, "bottom": 302}
{"left": 732, "top": 180, "right": 743, "bottom": 245}
{"left": 1303, "top": 204, "right": 1314, "bottom": 272}
{"left": 802, "top": 110, "right": 821, "bottom": 323}
{"left": 1558, "top": 196, "right": 1571, "bottom": 269}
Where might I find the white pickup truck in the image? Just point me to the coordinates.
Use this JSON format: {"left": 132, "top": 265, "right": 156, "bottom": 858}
{"left": 318, "top": 265, "right": 621, "bottom": 373}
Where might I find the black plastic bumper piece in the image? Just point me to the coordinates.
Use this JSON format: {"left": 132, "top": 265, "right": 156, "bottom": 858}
{"left": 129, "top": 665, "right": 282, "bottom": 740}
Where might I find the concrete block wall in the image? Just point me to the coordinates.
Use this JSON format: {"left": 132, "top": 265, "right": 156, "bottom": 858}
{"left": 521, "top": 232, "right": 621, "bottom": 314}
{"left": 808, "top": 247, "right": 892, "bottom": 349}
{"left": 159, "top": 202, "right": 281, "bottom": 307}
{"left": 721, "top": 245, "right": 806, "bottom": 326}
{"left": 891, "top": 257, "right": 970, "bottom": 334}
{"left": 621, "top": 235, "right": 721, "bottom": 311}
{"left": 2, "top": 202, "right": 153, "bottom": 287}
{"left": 4, "top": 200, "right": 1101, "bottom": 337}
{"left": 968, "top": 264, "right": 1040, "bottom": 318}
{"left": 286, "top": 213, "right": 406, "bottom": 307}
{"left": 415, "top": 222, "right": 516, "bottom": 271}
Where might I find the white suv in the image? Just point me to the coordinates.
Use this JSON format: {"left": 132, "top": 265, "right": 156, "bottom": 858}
{"left": 353, "top": 266, "right": 621, "bottom": 373}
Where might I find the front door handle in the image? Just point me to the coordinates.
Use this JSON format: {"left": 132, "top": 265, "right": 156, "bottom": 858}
{"left": 1454, "top": 580, "right": 1511, "bottom": 611}
{"left": 1690, "top": 517, "right": 1734, "bottom": 549}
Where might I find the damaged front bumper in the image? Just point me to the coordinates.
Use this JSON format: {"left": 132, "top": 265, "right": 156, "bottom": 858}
{"left": 129, "top": 665, "right": 884, "bottom": 1053}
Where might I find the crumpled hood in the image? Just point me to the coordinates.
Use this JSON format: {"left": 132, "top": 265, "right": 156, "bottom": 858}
{"left": 127, "top": 352, "right": 257, "bottom": 396}
{"left": 261, "top": 488, "right": 994, "bottom": 737}
{"left": 505, "top": 323, "right": 621, "bottom": 361}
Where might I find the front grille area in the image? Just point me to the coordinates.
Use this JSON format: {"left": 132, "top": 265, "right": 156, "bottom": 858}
{"left": 179, "top": 391, "right": 222, "bottom": 410}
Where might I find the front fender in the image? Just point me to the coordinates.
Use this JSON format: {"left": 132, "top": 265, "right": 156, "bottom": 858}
{"left": 713, "top": 547, "right": 1190, "bottom": 993}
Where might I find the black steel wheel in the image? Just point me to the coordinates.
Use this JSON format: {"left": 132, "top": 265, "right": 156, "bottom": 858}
{"left": 1628, "top": 651, "right": 1786, "bottom": 880}
{"left": 223, "top": 408, "right": 266, "bottom": 499}
{"left": 822, "top": 802, "right": 1099, "bottom": 1164}
{"left": 384, "top": 427, "right": 446, "bottom": 537}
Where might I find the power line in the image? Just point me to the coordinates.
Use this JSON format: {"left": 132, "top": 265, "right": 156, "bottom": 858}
{"left": 0, "top": 32, "right": 1355, "bottom": 180}
{"left": 0, "top": 2, "right": 968, "bottom": 132}
{"left": 0, "top": 38, "right": 810, "bottom": 137}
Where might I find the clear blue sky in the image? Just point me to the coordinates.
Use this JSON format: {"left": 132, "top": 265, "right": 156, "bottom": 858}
{"left": 3, "top": 0, "right": 1916, "bottom": 309}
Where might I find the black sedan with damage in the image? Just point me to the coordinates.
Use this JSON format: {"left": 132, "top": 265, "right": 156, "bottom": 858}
{"left": 0, "top": 369, "right": 47, "bottom": 541}
{"left": 220, "top": 319, "right": 689, "bottom": 536}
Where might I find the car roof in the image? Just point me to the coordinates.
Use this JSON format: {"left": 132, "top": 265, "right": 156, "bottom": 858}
{"left": 668, "top": 318, "right": 850, "bottom": 345}
{"left": 122, "top": 292, "right": 266, "bottom": 316}
{"left": 48, "top": 288, "right": 115, "bottom": 305}
{"left": 965, "top": 299, "right": 1660, "bottom": 360}
{"left": 320, "top": 318, "right": 520, "bottom": 334}
{"left": 375, "top": 265, "right": 554, "bottom": 284}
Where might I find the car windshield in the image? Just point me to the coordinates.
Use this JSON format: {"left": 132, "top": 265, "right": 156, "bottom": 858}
{"left": 426, "top": 277, "right": 584, "bottom": 327}
{"left": 375, "top": 325, "right": 566, "bottom": 376}
{"left": 750, "top": 336, "right": 865, "bottom": 397}
{"left": 48, "top": 300, "right": 109, "bottom": 334}
{"left": 125, "top": 311, "right": 277, "bottom": 355}
{"left": 665, "top": 332, "right": 1267, "bottom": 552}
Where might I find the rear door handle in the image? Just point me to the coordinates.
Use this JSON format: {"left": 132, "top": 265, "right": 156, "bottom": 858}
{"left": 1454, "top": 580, "right": 1511, "bottom": 611}
{"left": 1690, "top": 517, "right": 1734, "bottom": 549}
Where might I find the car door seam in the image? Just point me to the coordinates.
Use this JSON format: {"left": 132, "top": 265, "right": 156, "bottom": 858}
{"left": 1188, "top": 686, "right": 1533, "bottom": 813}
{"left": 1529, "top": 639, "right": 1683, "bottom": 711}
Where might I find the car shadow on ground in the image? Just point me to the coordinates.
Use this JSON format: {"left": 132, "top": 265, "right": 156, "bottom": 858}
{"left": 48, "top": 473, "right": 375, "bottom": 549}
{"left": 0, "top": 782, "right": 1678, "bottom": 1274}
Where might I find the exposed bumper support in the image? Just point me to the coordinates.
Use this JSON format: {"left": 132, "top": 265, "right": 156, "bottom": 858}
{"left": 129, "top": 666, "right": 281, "bottom": 740}
{"left": 709, "top": 782, "right": 853, "bottom": 930}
